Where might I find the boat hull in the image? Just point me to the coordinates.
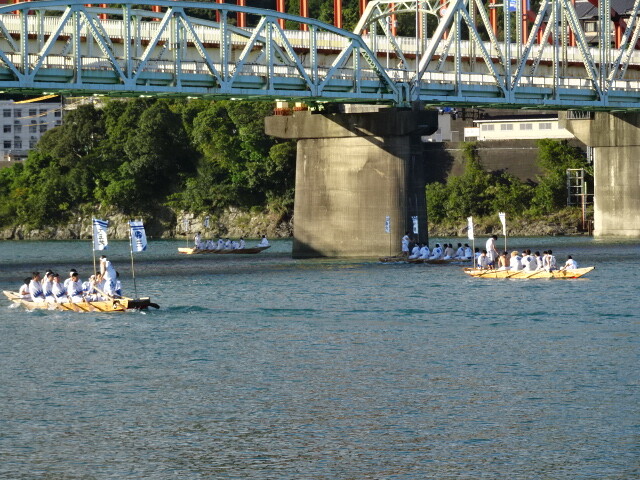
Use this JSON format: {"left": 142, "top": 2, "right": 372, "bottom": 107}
{"left": 463, "top": 267, "right": 595, "bottom": 279}
{"left": 3, "top": 291, "right": 157, "bottom": 312}
{"left": 178, "top": 246, "right": 271, "bottom": 255}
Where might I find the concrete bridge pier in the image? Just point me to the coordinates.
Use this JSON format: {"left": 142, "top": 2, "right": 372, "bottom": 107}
{"left": 265, "top": 108, "right": 438, "bottom": 258}
{"left": 561, "top": 112, "right": 640, "bottom": 237}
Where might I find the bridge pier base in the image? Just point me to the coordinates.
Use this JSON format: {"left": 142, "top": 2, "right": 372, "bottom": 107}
{"left": 561, "top": 112, "right": 640, "bottom": 237}
{"left": 265, "top": 108, "right": 438, "bottom": 258}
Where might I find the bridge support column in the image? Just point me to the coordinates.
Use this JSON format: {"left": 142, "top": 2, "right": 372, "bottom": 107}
{"left": 265, "top": 108, "right": 437, "bottom": 258}
{"left": 561, "top": 112, "right": 640, "bottom": 237}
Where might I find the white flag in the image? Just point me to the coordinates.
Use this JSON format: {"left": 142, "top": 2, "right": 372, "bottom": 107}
{"left": 92, "top": 219, "right": 108, "bottom": 251}
{"left": 498, "top": 212, "right": 507, "bottom": 236}
{"left": 467, "top": 216, "right": 474, "bottom": 240}
{"left": 204, "top": 215, "right": 210, "bottom": 229}
{"left": 385, "top": 216, "right": 391, "bottom": 234}
{"left": 129, "top": 220, "right": 147, "bottom": 252}
{"left": 412, "top": 216, "right": 419, "bottom": 234}
{"left": 182, "top": 217, "right": 189, "bottom": 232}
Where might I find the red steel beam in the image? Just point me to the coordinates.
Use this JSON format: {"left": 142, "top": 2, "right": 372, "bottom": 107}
{"left": 334, "top": 0, "right": 342, "bottom": 29}
{"left": 237, "top": 0, "right": 246, "bottom": 28}
{"left": 277, "top": 0, "right": 285, "bottom": 29}
{"left": 300, "top": 0, "right": 309, "bottom": 31}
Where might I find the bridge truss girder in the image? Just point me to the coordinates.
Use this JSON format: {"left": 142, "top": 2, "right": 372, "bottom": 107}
{"left": 0, "top": 0, "right": 640, "bottom": 109}
{"left": 0, "top": 0, "right": 402, "bottom": 104}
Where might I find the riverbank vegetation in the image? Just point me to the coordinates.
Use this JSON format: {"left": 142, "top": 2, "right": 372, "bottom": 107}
{"left": 426, "top": 139, "right": 593, "bottom": 234}
{"left": 0, "top": 99, "right": 296, "bottom": 232}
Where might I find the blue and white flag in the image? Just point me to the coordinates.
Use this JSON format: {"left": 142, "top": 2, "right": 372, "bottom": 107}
{"left": 129, "top": 220, "right": 147, "bottom": 252}
{"left": 204, "top": 215, "right": 210, "bottom": 229}
{"left": 412, "top": 216, "right": 419, "bottom": 234}
{"left": 385, "top": 216, "right": 391, "bottom": 234}
{"left": 92, "top": 218, "right": 109, "bottom": 251}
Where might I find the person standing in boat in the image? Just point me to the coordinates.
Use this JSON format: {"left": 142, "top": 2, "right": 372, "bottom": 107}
{"left": 401, "top": 232, "right": 411, "bottom": 257}
{"left": 485, "top": 235, "right": 499, "bottom": 269}
{"left": 66, "top": 272, "right": 84, "bottom": 303}
{"left": 194, "top": 232, "right": 202, "bottom": 249}
{"left": 100, "top": 255, "right": 117, "bottom": 297}
{"left": 546, "top": 249, "right": 558, "bottom": 271}
{"left": 239, "top": 238, "right": 246, "bottom": 249}
{"left": 28, "top": 272, "right": 45, "bottom": 303}
{"left": 259, "top": 235, "right": 269, "bottom": 247}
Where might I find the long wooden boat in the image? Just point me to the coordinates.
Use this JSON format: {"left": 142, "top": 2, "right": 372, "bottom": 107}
{"left": 463, "top": 266, "right": 595, "bottom": 279}
{"left": 178, "top": 246, "right": 271, "bottom": 255}
{"left": 408, "top": 257, "right": 471, "bottom": 265}
{"left": 3, "top": 291, "right": 159, "bottom": 312}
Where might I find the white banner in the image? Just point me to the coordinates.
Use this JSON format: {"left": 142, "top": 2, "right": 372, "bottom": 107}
{"left": 182, "top": 217, "right": 189, "bottom": 233}
{"left": 92, "top": 219, "right": 108, "bottom": 251}
{"left": 411, "top": 216, "right": 419, "bottom": 234}
{"left": 129, "top": 220, "right": 148, "bottom": 252}
{"left": 498, "top": 212, "right": 507, "bottom": 236}
{"left": 467, "top": 216, "right": 474, "bottom": 240}
{"left": 204, "top": 215, "right": 210, "bottom": 229}
{"left": 385, "top": 216, "right": 391, "bottom": 234}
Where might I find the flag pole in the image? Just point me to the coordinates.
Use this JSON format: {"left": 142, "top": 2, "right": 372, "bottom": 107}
{"left": 128, "top": 221, "right": 138, "bottom": 299}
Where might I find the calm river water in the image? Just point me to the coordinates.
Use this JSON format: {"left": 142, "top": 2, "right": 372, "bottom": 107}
{"left": 0, "top": 237, "right": 638, "bottom": 479}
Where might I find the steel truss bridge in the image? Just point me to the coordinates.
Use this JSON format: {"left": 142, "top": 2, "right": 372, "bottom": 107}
{"left": 1, "top": 0, "right": 640, "bottom": 109}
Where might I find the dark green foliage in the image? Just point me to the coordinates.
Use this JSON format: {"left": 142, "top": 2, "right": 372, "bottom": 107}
{"left": 0, "top": 98, "right": 296, "bottom": 228}
{"left": 426, "top": 139, "right": 586, "bottom": 224}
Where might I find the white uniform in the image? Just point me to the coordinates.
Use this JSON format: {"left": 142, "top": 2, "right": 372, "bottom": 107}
{"left": 239, "top": 239, "right": 246, "bottom": 249}
{"left": 52, "top": 282, "right": 66, "bottom": 302}
{"left": 486, "top": 237, "right": 498, "bottom": 264}
{"left": 510, "top": 255, "right": 523, "bottom": 271}
{"left": 67, "top": 280, "right": 84, "bottom": 303}
{"left": 464, "top": 247, "right": 473, "bottom": 259}
{"left": 29, "top": 279, "right": 45, "bottom": 303}
{"left": 419, "top": 246, "right": 430, "bottom": 259}
{"left": 102, "top": 259, "right": 117, "bottom": 296}
{"left": 429, "top": 245, "right": 443, "bottom": 260}
{"left": 401, "top": 235, "right": 410, "bottom": 254}
{"left": 455, "top": 247, "right": 465, "bottom": 259}
{"left": 535, "top": 255, "right": 544, "bottom": 270}
{"left": 477, "top": 254, "right": 489, "bottom": 269}
{"left": 217, "top": 239, "right": 225, "bottom": 250}
{"left": 18, "top": 283, "right": 30, "bottom": 299}
{"left": 548, "top": 255, "right": 557, "bottom": 271}
{"left": 194, "top": 233, "right": 202, "bottom": 248}
{"left": 43, "top": 279, "right": 55, "bottom": 304}
{"left": 564, "top": 258, "right": 578, "bottom": 270}
{"left": 409, "top": 245, "right": 421, "bottom": 259}
{"left": 232, "top": 241, "right": 240, "bottom": 249}
{"left": 259, "top": 236, "right": 270, "bottom": 247}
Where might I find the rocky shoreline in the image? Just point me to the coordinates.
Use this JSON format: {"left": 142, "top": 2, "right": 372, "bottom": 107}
{"left": 0, "top": 207, "right": 590, "bottom": 241}
{"left": 0, "top": 207, "right": 293, "bottom": 241}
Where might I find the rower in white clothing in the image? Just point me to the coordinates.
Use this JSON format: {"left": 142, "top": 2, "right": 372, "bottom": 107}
{"left": 217, "top": 238, "right": 225, "bottom": 250}
{"left": 259, "top": 235, "right": 270, "bottom": 247}
{"left": 239, "top": 238, "right": 246, "bottom": 249}
{"left": 464, "top": 244, "right": 473, "bottom": 260}
{"left": 546, "top": 250, "right": 558, "bottom": 271}
{"left": 454, "top": 243, "right": 465, "bottom": 259}
{"left": 194, "top": 232, "right": 202, "bottom": 249}
{"left": 28, "top": 272, "right": 45, "bottom": 303}
{"left": 401, "top": 232, "right": 411, "bottom": 256}
{"left": 18, "top": 277, "right": 31, "bottom": 299}
{"left": 510, "top": 251, "right": 523, "bottom": 271}
{"left": 429, "top": 244, "right": 443, "bottom": 260}
{"left": 66, "top": 272, "right": 84, "bottom": 303}
{"left": 562, "top": 255, "right": 578, "bottom": 270}
{"left": 419, "top": 244, "right": 431, "bottom": 259}
{"left": 408, "top": 244, "right": 421, "bottom": 259}
{"left": 51, "top": 274, "right": 66, "bottom": 303}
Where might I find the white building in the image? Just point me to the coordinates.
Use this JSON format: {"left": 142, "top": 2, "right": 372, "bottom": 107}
{"left": 0, "top": 99, "right": 63, "bottom": 162}
{"left": 464, "top": 117, "right": 575, "bottom": 142}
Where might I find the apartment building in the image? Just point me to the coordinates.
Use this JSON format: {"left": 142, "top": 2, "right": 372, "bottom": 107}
{"left": 0, "top": 100, "right": 63, "bottom": 162}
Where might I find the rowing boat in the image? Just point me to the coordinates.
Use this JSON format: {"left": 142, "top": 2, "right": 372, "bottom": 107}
{"left": 463, "top": 266, "right": 595, "bottom": 279}
{"left": 178, "top": 246, "right": 271, "bottom": 255}
{"left": 408, "top": 257, "right": 471, "bottom": 265}
{"left": 3, "top": 291, "right": 159, "bottom": 312}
